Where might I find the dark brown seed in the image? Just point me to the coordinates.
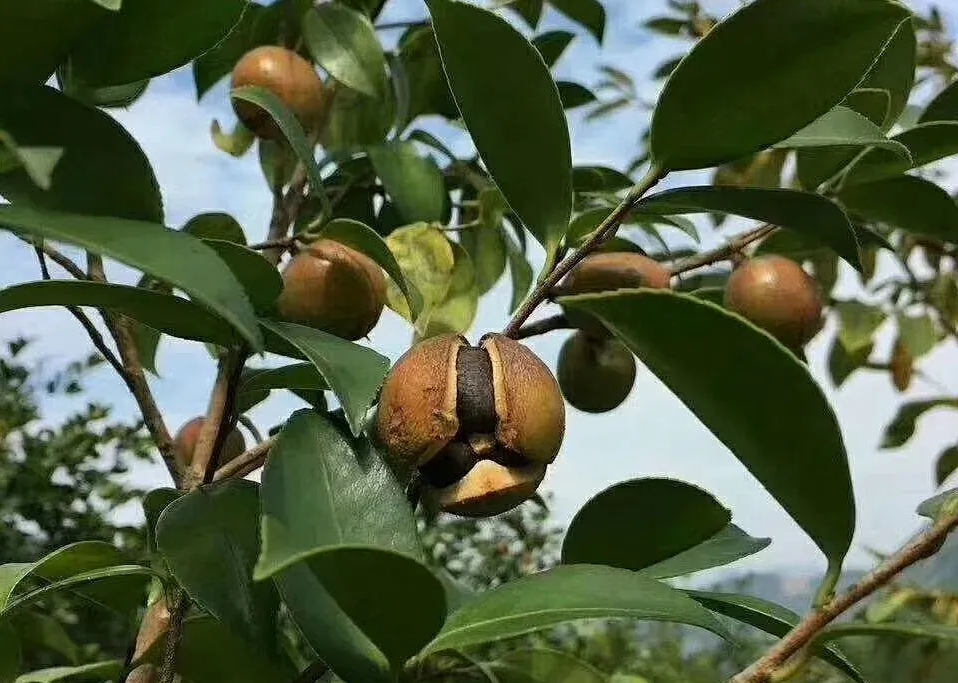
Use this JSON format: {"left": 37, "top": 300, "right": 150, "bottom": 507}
{"left": 455, "top": 346, "right": 497, "bottom": 434}
{"left": 420, "top": 440, "right": 477, "bottom": 488}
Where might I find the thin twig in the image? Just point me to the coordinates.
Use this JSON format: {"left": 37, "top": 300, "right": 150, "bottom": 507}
{"left": 375, "top": 19, "right": 425, "bottom": 30}
{"left": 502, "top": 165, "right": 666, "bottom": 337}
{"left": 213, "top": 435, "right": 276, "bottom": 482}
{"left": 185, "top": 353, "right": 241, "bottom": 488}
{"left": 158, "top": 589, "right": 188, "bottom": 683}
{"left": 237, "top": 414, "right": 263, "bottom": 444}
{"left": 669, "top": 224, "right": 777, "bottom": 276}
{"left": 730, "top": 506, "right": 958, "bottom": 683}
{"left": 247, "top": 236, "right": 299, "bottom": 251}
{"left": 18, "top": 236, "right": 88, "bottom": 280}
{"left": 513, "top": 314, "right": 572, "bottom": 340}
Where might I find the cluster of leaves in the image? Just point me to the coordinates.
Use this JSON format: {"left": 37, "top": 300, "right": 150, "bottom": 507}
{"left": 2, "top": 0, "right": 958, "bottom": 682}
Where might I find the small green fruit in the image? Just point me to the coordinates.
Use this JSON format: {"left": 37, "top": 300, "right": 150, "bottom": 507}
{"left": 557, "top": 332, "right": 637, "bottom": 413}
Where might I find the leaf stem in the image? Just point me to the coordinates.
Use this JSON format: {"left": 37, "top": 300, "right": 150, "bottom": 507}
{"left": 502, "top": 165, "right": 667, "bottom": 337}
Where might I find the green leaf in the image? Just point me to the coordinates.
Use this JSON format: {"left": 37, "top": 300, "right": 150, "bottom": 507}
{"left": 156, "top": 481, "right": 277, "bottom": 647}
{"left": 548, "top": 0, "right": 606, "bottom": 43}
{"left": 395, "top": 28, "right": 458, "bottom": 128}
{"left": 211, "top": 119, "right": 256, "bottom": 157}
{"left": 0, "top": 3, "right": 103, "bottom": 84}
{"left": 11, "top": 613, "right": 78, "bottom": 666}
{"left": 143, "top": 488, "right": 182, "bottom": 556}
{"left": 828, "top": 337, "right": 873, "bottom": 389}
{"left": 838, "top": 176, "right": 958, "bottom": 242}
{"left": 635, "top": 186, "right": 862, "bottom": 271}
{"left": 259, "top": 321, "right": 388, "bottom": 435}
{"left": 0, "top": 85, "right": 161, "bottom": 221}
{"left": 0, "top": 281, "right": 237, "bottom": 347}
{"left": 231, "top": 85, "right": 329, "bottom": 213}
{"left": 56, "top": 67, "right": 149, "bottom": 109}
{"left": 834, "top": 300, "right": 885, "bottom": 353}
{"left": 880, "top": 398, "right": 958, "bottom": 449}
{"left": 3, "top": 566, "right": 155, "bottom": 619}
{"left": 420, "top": 565, "right": 729, "bottom": 656}
{"left": 507, "top": 0, "right": 544, "bottom": 30}
{"left": 460, "top": 224, "right": 507, "bottom": 295}
{"left": 917, "top": 488, "right": 958, "bottom": 520}
{"left": 572, "top": 166, "right": 633, "bottom": 193}
{"left": 936, "top": 445, "right": 958, "bottom": 487}
{"left": 368, "top": 142, "right": 445, "bottom": 223}
{"left": 255, "top": 410, "right": 421, "bottom": 580}
{"left": 68, "top": 0, "right": 246, "bottom": 85}
{"left": 0, "top": 131, "right": 63, "bottom": 191}
{"left": 0, "top": 622, "right": 18, "bottom": 683}
{"left": 135, "top": 617, "right": 292, "bottom": 683}
{"left": 818, "top": 622, "right": 958, "bottom": 644}
{"left": 649, "top": 0, "right": 911, "bottom": 171}
{"left": 498, "top": 649, "right": 606, "bottom": 683}
{"left": 503, "top": 228, "right": 534, "bottom": 314}
{"left": 14, "top": 661, "right": 122, "bottom": 683}
{"left": 427, "top": 0, "right": 573, "bottom": 259}
{"left": 844, "top": 120, "right": 958, "bottom": 184}
{"left": 182, "top": 212, "right": 246, "bottom": 244}
{"left": 687, "top": 591, "right": 864, "bottom": 683}
{"left": 532, "top": 31, "right": 575, "bottom": 68}
{"left": 317, "top": 218, "right": 424, "bottom": 320}
{"left": 562, "top": 478, "right": 730, "bottom": 572}
{"left": 384, "top": 223, "right": 456, "bottom": 321}
{"left": 859, "top": 19, "right": 916, "bottom": 129}
{"left": 557, "top": 82, "right": 597, "bottom": 110}
{"left": 323, "top": 86, "right": 394, "bottom": 151}
{"left": 639, "top": 524, "right": 771, "bottom": 579}
{"left": 0, "top": 205, "right": 263, "bottom": 350}
{"left": 560, "top": 290, "right": 855, "bottom": 573}
{"left": 920, "top": 78, "right": 958, "bottom": 124}
{"left": 418, "top": 242, "right": 478, "bottom": 339}
{"left": 774, "top": 106, "right": 911, "bottom": 157}
{"left": 202, "top": 239, "right": 283, "bottom": 315}
{"left": 240, "top": 363, "right": 328, "bottom": 396}
{"left": 303, "top": 3, "right": 387, "bottom": 99}
{"left": 897, "top": 312, "right": 938, "bottom": 360}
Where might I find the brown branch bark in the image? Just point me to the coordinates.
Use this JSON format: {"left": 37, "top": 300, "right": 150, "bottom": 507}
{"left": 730, "top": 506, "right": 958, "bottom": 683}
{"left": 670, "top": 224, "right": 777, "bottom": 277}
{"left": 502, "top": 165, "right": 666, "bottom": 337}
{"left": 213, "top": 435, "right": 276, "bottom": 482}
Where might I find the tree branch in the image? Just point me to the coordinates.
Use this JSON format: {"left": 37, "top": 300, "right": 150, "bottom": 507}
{"left": 502, "top": 165, "right": 666, "bottom": 337}
{"left": 730, "top": 506, "right": 958, "bottom": 683}
{"left": 213, "top": 435, "right": 276, "bottom": 482}
{"left": 513, "top": 314, "right": 571, "bottom": 340}
{"left": 19, "top": 236, "right": 88, "bottom": 280}
{"left": 670, "top": 224, "right": 777, "bottom": 277}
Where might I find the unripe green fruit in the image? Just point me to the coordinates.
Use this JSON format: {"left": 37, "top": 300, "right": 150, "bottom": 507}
{"left": 174, "top": 417, "right": 245, "bottom": 467}
{"left": 231, "top": 45, "right": 324, "bottom": 140}
{"left": 723, "top": 255, "right": 823, "bottom": 349}
{"left": 557, "top": 332, "right": 637, "bottom": 413}
{"left": 562, "top": 252, "right": 671, "bottom": 337}
{"left": 277, "top": 239, "right": 386, "bottom": 340}
{"left": 376, "top": 333, "right": 565, "bottom": 517}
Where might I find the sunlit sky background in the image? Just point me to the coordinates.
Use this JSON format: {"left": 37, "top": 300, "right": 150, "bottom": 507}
{"left": 2, "top": 0, "right": 957, "bottom": 580}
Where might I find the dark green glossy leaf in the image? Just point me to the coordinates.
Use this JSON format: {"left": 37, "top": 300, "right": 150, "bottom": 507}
{"left": 420, "top": 565, "right": 729, "bottom": 656}
{"left": 498, "top": 649, "right": 606, "bottom": 683}
{"left": 460, "top": 224, "right": 507, "bottom": 295}
{"left": 0, "top": 281, "right": 237, "bottom": 347}
{"left": 182, "top": 212, "right": 246, "bottom": 244}
{"left": 650, "top": 0, "right": 911, "bottom": 171}
{"left": 687, "top": 591, "right": 864, "bottom": 683}
{"left": 323, "top": 85, "right": 394, "bottom": 151}
{"left": 936, "top": 445, "right": 958, "bottom": 487}
{"left": 368, "top": 142, "right": 445, "bottom": 223}
{"left": 68, "top": 0, "right": 246, "bottom": 85}
{"left": 532, "top": 31, "right": 575, "bottom": 68}
{"left": 0, "top": 622, "right": 18, "bottom": 683}
{"left": 859, "top": 19, "right": 916, "bottom": 129}
{"left": 56, "top": 68, "right": 150, "bottom": 109}
{"left": 0, "top": 3, "right": 103, "bottom": 84}
{"left": 303, "top": 3, "right": 387, "bottom": 99}
{"left": 774, "top": 106, "right": 910, "bottom": 157}
{"left": 259, "top": 321, "right": 388, "bottom": 435}
{"left": 0, "top": 85, "right": 161, "bottom": 221}
{"left": 838, "top": 176, "right": 958, "bottom": 241}
{"left": 560, "top": 290, "right": 855, "bottom": 573}
{"left": 202, "top": 239, "right": 282, "bottom": 315}
{"left": 3, "top": 565, "right": 155, "bottom": 619}
{"left": 240, "top": 363, "right": 328, "bottom": 396}
{"left": 395, "top": 28, "right": 458, "bottom": 128}
{"left": 557, "top": 82, "right": 597, "bottom": 109}
{"left": 427, "top": 0, "right": 572, "bottom": 259}
{"left": 828, "top": 337, "right": 874, "bottom": 389}
{"left": 507, "top": 0, "right": 544, "bottom": 29}
{"left": 143, "top": 488, "right": 182, "bottom": 556}
{"left": 0, "top": 205, "right": 263, "bottom": 350}
{"left": 136, "top": 617, "right": 291, "bottom": 683}
{"left": 14, "top": 661, "right": 122, "bottom": 683}
{"left": 503, "top": 228, "right": 533, "bottom": 314}
{"left": 843, "top": 121, "right": 958, "bottom": 184}
{"left": 920, "top": 78, "right": 958, "bottom": 124}
{"left": 11, "top": 612, "right": 78, "bottom": 667}
{"left": 880, "top": 398, "right": 958, "bottom": 449}
{"left": 636, "top": 186, "right": 862, "bottom": 270}
{"left": 156, "top": 481, "right": 277, "bottom": 647}
{"left": 548, "top": 0, "right": 606, "bottom": 43}
{"left": 639, "top": 524, "right": 771, "bottom": 579}
{"left": 572, "top": 166, "right": 633, "bottom": 193}
{"left": 562, "top": 478, "right": 730, "bottom": 572}
{"left": 255, "top": 410, "right": 420, "bottom": 580}
{"left": 318, "top": 218, "right": 424, "bottom": 319}
{"left": 0, "top": 130, "right": 63, "bottom": 191}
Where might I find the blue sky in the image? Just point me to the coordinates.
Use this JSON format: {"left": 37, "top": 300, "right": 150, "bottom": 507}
{"left": 2, "top": 0, "right": 957, "bottom": 580}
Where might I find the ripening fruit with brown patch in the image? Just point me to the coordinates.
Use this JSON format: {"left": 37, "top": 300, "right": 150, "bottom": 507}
{"left": 277, "top": 239, "right": 386, "bottom": 340}
{"left": 561, "top": 252, "right": 671, "bottom": 337}
{"left": 174, "top": 417, "right": 245, "bottom": 467}
{"left": 376, "top": 333, "right": 565, "bottom": 517}
{"left": 558, "top": 331, "right": 637, "bottom": 414}
{"left": 723, "top": 255, "right": 824, "bottom": 349}
{"left": 231, "top": 46, "right": 324, "bottom": 140}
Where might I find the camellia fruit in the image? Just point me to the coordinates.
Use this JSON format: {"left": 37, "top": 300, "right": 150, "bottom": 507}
{"left": 557, "top": 331, "right": 637, "bottom": 413}
{"left": 723, "top": 255, "right": 824, "bottom": 349}
{"left": 174, "top": 417, "right": 245, "bottom": 467}
{"left": 230, "top": 45, "right": 324, "bottom": 140}
{"left": 376, "top": 333, "right": 565, "bottom": 517}
{"left": 276, "top": 239, "right": 386, "bottom": 341}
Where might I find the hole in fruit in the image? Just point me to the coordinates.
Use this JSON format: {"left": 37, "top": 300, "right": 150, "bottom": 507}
{"left": 456, "top": 346, "right": 496, "bottom": 434}
{"left": 420, "top": 440, "right": 477, "bottom": 488}
{"left": 487, "top": 447, "right": 530, "bottom": 468}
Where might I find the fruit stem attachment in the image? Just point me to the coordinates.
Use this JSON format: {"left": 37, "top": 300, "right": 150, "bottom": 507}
{"left": 513, "top": 314, "right": 572, "bottom": 340}
{"left": 670, "top": 224, "right": 777, "bottom": 277}
{"left": 502, "top": 164, "right": 666, "bottom": 338}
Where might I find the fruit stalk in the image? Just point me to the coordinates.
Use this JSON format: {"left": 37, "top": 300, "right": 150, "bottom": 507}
{"left": 502, "top": 164, "right": 666, "bottom": 337}
{"left": 213, "top": 435, "right": 277, "bottom": 482}
{"left": 669, "top": 223, "right": 777, "bottom": 276}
